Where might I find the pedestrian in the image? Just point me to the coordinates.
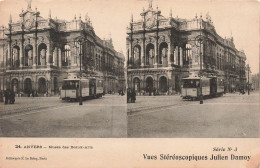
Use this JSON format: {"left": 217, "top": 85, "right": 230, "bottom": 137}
{"left": 153, "top": 87, "right": 156, "bottom": 96}
{"left": 148, "top": 87, "right": 151, "bottom": 96}
{"left": 0, "top": 90, "right": 3, "bottom": 102}
{"left": 4, "top": 89, "right": 10, "bottom": 105}
{"left": 127, "top": 88, "right": 131, "bottom": 103}
{"left": 9, "top": 90, "right": 15, "bottom": 104}
{"left": 131, "top": 89, "right": 136, "bottom": 103}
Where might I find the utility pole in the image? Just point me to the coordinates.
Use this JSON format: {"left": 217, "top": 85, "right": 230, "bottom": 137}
{"left": 247, "top": 64, "right": 250, "bottom": 95}
{"left": 79, "top": 39, "right": 83, "bottom": 105}
{"left": 195, "top": 15, "right": 204, "bottom": 104}
{"left": 199, "top": 18, "right": 203, "bottom": 104}
{"left": 1, "top": 26, "right": 5, "bottom": 102}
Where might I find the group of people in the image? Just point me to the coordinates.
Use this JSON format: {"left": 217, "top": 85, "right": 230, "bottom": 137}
{"left": 127, "top": 89, "right": 136, "bottom": 103}
{"left": 3, "top": 89, "right": 15, "bottom": 105}
{"left": 26, "top": 90, "right": 39, "bottom": 97}
{"left": 118, "top": 89, "right": 125, "bottom": 96}
{"left": 147, "top": 87, "right": 158, "bottom": 96}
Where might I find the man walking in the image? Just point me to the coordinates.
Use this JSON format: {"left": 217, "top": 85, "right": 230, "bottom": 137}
{"left": 4, "top": 89, "right": 10, "bottom": 105}
{"left": 9, "top": 90, "right": 15, "bottom": 104}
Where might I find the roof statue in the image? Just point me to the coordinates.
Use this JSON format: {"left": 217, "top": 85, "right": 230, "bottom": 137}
{"left": 48, "top": 9, "right": 51, "bottom": 19}
{"left": 27, "top": 0, "right": 32, "bottom": 9}
{"left": 148, "top": 0, "right": 153, "bottom": 8}
{"left": 85, "top": 13, "right": 89, "bottom": 22}
{"left": 9, "top": 14, "right": 12, "bottom": 23}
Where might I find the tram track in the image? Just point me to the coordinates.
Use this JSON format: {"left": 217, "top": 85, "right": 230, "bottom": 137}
{"left": 127, "top": 102, "right": 195, "bottom": 116}
{"left": 0, "top": 103, "right": 76, "bottom": 119}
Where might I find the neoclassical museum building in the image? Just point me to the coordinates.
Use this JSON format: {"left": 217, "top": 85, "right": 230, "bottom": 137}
{"left": 127, "top": 2, "right": 247, "bottom": 95}
{"left": 0, "top": 2, "right": 125, "bottom": 96}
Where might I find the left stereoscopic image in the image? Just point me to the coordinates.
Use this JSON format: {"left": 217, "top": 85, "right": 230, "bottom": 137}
{"left": 0, "top": 0, "right": 127, "bottom": 137}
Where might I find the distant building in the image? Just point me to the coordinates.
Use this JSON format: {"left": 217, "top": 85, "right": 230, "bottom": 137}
{"left": 126, "top": 2, "right": 247, "bottom": 95}
{"left": 0, "top": 1, "right": 125, "bottom": 96}
{"left": 251, "top": 73, "right": 259, "bottom": 91}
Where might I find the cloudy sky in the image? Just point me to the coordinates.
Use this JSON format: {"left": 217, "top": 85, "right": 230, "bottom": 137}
{"left": 0, "top": 0, "right": 259, "bottom": 73}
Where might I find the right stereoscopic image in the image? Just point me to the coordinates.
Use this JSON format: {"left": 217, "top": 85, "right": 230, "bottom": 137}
{"left": 127, "top": 0, "right": 259, "bottom": 138}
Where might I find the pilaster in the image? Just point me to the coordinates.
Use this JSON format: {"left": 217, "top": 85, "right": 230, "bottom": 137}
{"left": 167, "top": 43, "right": 171, "bottom": 67}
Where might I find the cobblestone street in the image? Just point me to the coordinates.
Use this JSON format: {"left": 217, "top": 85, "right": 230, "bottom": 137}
{"left": 128, "top": 92, "right": 260, "bottom": 138}
{"left": 0, "top": 95, "right": 127, "bottom": 137}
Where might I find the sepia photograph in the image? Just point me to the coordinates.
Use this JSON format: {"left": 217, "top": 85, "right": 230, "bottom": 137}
{"left": 0, "top": 0, "right": 259, "bottom": 167}
{"left": 0, "top": 0, "right": 127, "bottom": 137}
{"left": 126, "top": 0, "right": 259, "bottom": 138}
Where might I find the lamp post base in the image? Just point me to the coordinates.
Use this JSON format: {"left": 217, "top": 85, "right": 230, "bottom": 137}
{"left": 200, "top": 96, "right": 203, "bottom": 104}
{"left": 79, "top": 97, "right": 83, "bottom": 105}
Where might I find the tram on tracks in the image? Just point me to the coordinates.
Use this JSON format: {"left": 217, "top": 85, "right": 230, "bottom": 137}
{"left": 60, "top": 74, "right": 104, "bottom": 101}
{"left": 181, "top": 76, "right": 225, "bottom": 100}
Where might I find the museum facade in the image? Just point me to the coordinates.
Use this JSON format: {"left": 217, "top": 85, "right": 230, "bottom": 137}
{"left": 0, "top": 2, "right": 125, "bottom": 96}
{"left": 126, "top": 2, "right": 247, "bottom": 95}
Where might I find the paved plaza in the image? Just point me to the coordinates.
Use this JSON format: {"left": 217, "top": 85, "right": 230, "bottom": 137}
{"left": 0, "top": 95, "right": 127, "bottom": 137}
{"left": 128, "top": 92, "right": 260, "bottom": 138}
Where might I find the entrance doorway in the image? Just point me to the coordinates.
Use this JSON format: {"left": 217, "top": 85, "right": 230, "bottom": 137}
{"left": 159, "top": 76, "right": 168, "bottom": 93}
{"left": 146, "top": 77, "right": 153, "bottom": 93}
{"left": 24, "top": 78, "right": 32, "bottom": 95}
{"left": 11, "top": 78, "right": 19, "bottom": 93}
{"left": 54, "top": 77, "right": 58, "bottom": 94}
{"left": 38, "top": 78, "right": 47, "bottom": 95}
{"left": 133, "top": 77, "right": 141, "bottom": 92}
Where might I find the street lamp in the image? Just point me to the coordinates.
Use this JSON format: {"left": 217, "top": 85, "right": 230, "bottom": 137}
{"left": 195, "top": 17, "right": 203, "bottom": 104}
{"left": 74, "top": 37, "right": 84, "bottom": 105}
{"left": 79, "top": 39, "right": 83, "bottom": 105}
{"left": 1, "top": 25, "right": 5, "bottom": 102}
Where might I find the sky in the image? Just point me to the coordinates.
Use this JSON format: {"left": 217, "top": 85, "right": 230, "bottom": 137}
{"left": 0, "top": 0, "right": 259, "bottom": 74}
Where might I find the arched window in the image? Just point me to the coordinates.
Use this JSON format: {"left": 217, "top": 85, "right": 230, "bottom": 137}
{"left": 185, "top": 44, "right": 192, "bottom": 65}
{"left": 133, "top": 77, "right": 141, "bottom": 92}
{"left": 159, "top": 42, "right": 168, "bottom": 66}
{"left": 12, "top": 46, "right": 20, "bottom": 67}
{"left": 63, "top": 45, "right": 71, "bottom": 66}
{"left": 25, "top": 45, "right": 33, "bottom": 66}
{"left": 146, "top": 43, "right": 154, "bottom": 66}
{"left": 133, "top": 45, "right": 141, "bottom": 66}
{"left": 38, "top": 43, "right": 47, "bottom": 66}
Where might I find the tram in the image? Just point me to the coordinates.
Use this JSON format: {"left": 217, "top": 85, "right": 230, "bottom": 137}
{"left": 181, "top": 76, "right": 225, "bottom": 100}
{"left": 60, "top": 75, "right": 104, "bottom": 101}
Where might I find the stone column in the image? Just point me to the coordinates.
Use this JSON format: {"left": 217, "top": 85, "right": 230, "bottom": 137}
{"left": 171, "top": 74, "right": 176, "bottom": 93}
{"left": 154, "top": 42, "right": 158, "bottom": 66}
{"left": 167, "top": 43, "right": 171, "bottom": 67}
{"left": 7, "top": 42, "right": 11, "bottom": 67}
{"left": 129, "top": 45, "right": 132, "bottom": 66}
{"left": 141, "top": 45, "right": 144, "bottom": 66}
{"left": 33, "top": 76, "right": 37, "bottom": 93}
{"left": 47, "top": 42, "right": 52, "bottom": 66}
{"left": 174, "top": 46, "right": 178, "bottom": 65}
{"left": 53, "top": 47, "right": 57, "bottom": 66}
{"left": 58, "top": 48, "right": 62, "bottom": 68}
{"left": 19, "top": 77, "right": 23, "bottom": 93}
{"left": 168, "top": 76, "right": 172, "bottom": 95}
{"left": 155, "top": 75, "right": 158, "bottom": 91}
{"left": 33, "top": 37, "right": 37, "bottom": 67}
{"left": 71, "top": 47, "right": 76, "bottom": 66}
{"left": 19, "top": 41, "right": 23, "bottom": 67}
{"left": 180, "top": 47, "right": 183, "bottom": 66}
{"left": 201, "top": 43, "right": 204, "bottom": 67}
